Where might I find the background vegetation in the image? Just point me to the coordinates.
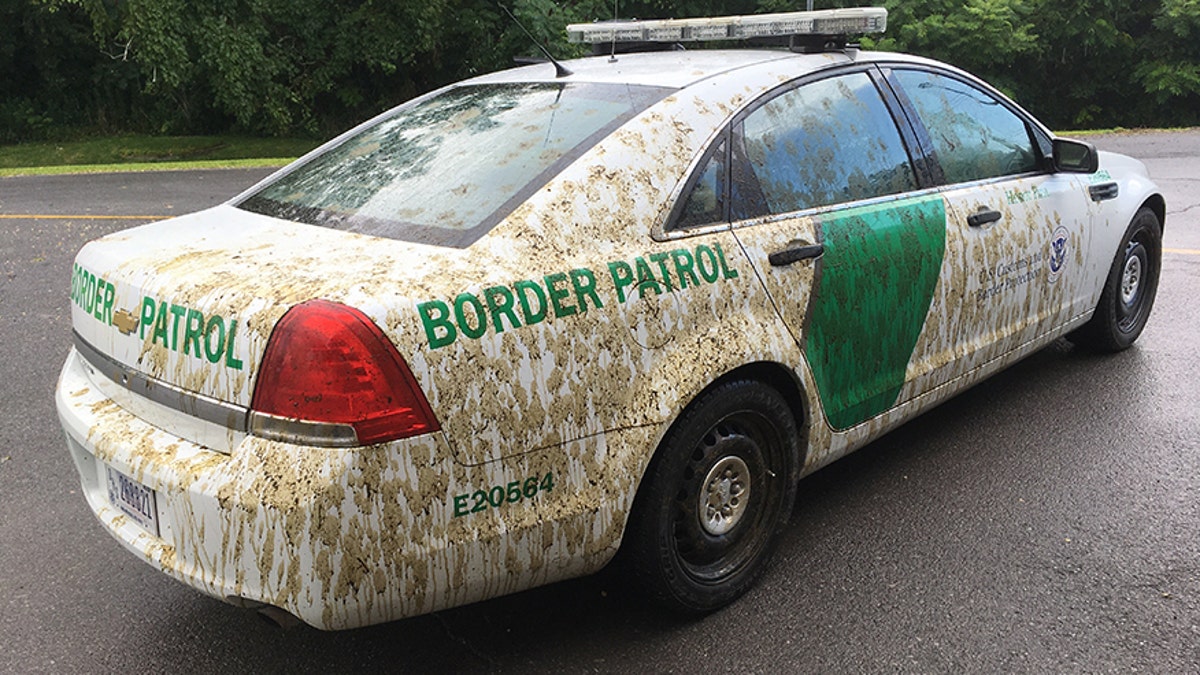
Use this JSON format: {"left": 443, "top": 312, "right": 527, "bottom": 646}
{"left": 3, "top": 0, "right": 1198, "bottom": 144}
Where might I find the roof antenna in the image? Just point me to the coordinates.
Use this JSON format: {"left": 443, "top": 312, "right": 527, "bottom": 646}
{"left": 609, "top": 0, "right": 619, "bottom": 62}
{"left": 497, "top": 3, "right": 573, "bottom": 78}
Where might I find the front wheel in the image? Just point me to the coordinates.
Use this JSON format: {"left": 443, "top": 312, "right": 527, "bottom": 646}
{"left": 1068, "top": 207, "right": 1162, "bottom": 352}
{"left": 623, "top": 379, "right": 799, "bottom": 613}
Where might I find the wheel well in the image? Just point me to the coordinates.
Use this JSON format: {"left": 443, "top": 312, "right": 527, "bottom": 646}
{"left": 693, "top": 361, "right": 811, "bottom": 473}
{"left": 1143, "top": 194, "right": 1166, "bottom": 231}
{"left": 614, "top": 360, "right": 811, "bottom": 567}
{"left": 630, "top": 361, "right": 810, "bottom": 509}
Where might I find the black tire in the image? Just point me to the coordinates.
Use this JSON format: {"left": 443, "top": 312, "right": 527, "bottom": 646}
{"left": 1068, "top": 207, "right": 1161, "bottom": 352}
{"left": 623, "top": 379, "right": 799, "bottom": 613}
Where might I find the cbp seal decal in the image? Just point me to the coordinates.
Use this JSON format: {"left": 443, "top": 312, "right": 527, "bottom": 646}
{"left": 1048, "top": 225, "right": 1069, "bottom": 283}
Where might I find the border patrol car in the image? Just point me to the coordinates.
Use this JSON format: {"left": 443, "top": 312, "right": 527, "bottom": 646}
{"left": 56, "top": 8, "right": 1164, "bottom": 629}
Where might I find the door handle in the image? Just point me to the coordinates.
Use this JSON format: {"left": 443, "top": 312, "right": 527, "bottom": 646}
{"left": 768, "top": 243, "right": 824, "bottom": 267}
{"left": 1089, "top": 182, "right": 1119, "bottom": 202}
{"left": 967, "top": 209, "right": 1002, "bottom": 227}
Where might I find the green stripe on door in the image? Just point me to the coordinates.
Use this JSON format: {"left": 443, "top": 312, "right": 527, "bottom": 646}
{"left": 805, "top": 195, "right": 946, "bottom": 430}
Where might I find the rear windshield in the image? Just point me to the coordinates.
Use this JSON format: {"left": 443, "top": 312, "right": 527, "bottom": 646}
{"left": 236, "top": 82, "right": 671, "bottom": 247}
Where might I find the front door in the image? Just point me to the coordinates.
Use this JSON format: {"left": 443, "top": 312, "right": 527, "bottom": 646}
{"left": 887, "top": 67, "right": 1092, "bottom": 372}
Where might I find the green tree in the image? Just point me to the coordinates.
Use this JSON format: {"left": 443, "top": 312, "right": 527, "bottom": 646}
{"left": 1134, "top": 0, "right": 1200, "bottom": 125}
{"left": 52, "top": 0, "right": 470, "bottom": 135}
{"left": 0, "top": 0, "right": 138, "bottom": 141}
{"left": 5, "top": 0, "right": 1200, "bottom": 140}
{"left": 868, "top": 0, "right": 1039, "bottom": 96}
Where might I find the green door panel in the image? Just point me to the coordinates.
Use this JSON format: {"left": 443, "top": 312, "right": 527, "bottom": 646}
{"left": 805, "top": 195, "right": 947, "bottom": 430}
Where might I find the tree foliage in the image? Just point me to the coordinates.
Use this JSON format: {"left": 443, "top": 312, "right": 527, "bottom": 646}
{"left": 2, "top": 0, "right": 1198, "bottom": 141}
{"left": 1136, "top": 0, "right": 1200, "bottom": 111}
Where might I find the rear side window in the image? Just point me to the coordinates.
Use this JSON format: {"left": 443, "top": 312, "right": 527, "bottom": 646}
{"left": 676, "top": 138, "right": 727, "bottom": 228}
{"left": 891, "top": 69, "right": 1039, "bottom": 184}
{"left": 732, "top": 71, "right": 918, "bottom": 219}
{"left": 237, "top": 82, "right": 670, "bottom": 248}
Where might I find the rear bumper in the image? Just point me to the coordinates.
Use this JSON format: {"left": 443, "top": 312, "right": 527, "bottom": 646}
{"left": 55, "top": 347, "right": 634, "bottom": 629}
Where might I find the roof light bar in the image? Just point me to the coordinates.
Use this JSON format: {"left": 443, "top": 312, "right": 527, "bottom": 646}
{"left": 567, "top": 7, "right": 887, "bottom": 45}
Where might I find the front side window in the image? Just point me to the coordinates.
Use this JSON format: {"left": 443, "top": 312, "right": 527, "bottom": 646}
{"left": 237, "top": 82, "right": 670, "bottom": 247}
{"left": 732, "top": 71, "right": 918, "bottom": 219}
{"left": 892, "top": 69, "right": 1039, "bottom": 184}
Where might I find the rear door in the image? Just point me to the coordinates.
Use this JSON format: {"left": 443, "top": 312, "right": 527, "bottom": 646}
{"left": 696, "top": 67, "right": 964, "bottom": 431}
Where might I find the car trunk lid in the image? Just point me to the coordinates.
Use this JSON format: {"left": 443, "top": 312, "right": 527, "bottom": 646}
{"left": 68, "top": 205, "right": 453, "bottom": 452}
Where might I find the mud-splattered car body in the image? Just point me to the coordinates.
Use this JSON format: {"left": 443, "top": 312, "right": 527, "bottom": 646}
{"left": 57, "top": 46, "right": 1163, "bottom": 629}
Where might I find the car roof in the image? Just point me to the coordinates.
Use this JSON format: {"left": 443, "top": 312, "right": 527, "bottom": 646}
{"left": 467, "top": 49, "right": 868, "bottom": 89}
{"left": 466, "top": 48, "right": 953, "bottom": 91}
{"left": 462, "top": 48, "right": 1037, "bottom": 139}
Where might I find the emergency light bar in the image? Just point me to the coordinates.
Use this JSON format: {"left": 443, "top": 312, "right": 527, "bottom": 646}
{"left": 566, "top": 7, "right": 887, "bottom": 45}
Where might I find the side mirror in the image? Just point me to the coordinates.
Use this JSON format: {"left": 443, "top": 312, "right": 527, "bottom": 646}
{"left": 1052, "top": 138, "right": 1099, "bottom": 174}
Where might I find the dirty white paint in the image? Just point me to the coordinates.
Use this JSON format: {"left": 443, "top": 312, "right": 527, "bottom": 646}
{"left": 56, "top": 49, "right": 1162, "bottom": 629}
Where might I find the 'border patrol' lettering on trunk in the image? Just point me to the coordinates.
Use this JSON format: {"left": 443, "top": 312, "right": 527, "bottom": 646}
{"left": 69, "top": 263, "right": 245, "bottom": 370}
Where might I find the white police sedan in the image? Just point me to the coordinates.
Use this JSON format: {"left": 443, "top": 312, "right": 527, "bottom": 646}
{"left": 57, "top": 8, "right": 1163, "bottom": 629}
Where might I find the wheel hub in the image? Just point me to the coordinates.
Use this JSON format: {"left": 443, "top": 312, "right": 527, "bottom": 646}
{"left": 699, "top": 455, "right": 750, "bottom": 536}
{"left": 1121, "top": 253, "right": 1142, "bottom": 306}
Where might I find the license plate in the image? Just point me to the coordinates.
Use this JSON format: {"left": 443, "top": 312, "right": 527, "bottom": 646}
{"left": 105, "top": 466, "right": 159, "bottom": 536}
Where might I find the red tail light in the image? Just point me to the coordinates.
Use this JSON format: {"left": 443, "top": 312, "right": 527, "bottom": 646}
{"left": 251, "top": 299, "right": 439, "bottom": 446}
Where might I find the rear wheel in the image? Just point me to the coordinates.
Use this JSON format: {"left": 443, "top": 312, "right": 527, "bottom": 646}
{"left": 1068, "top": 207, "right": 1161, "bottom": 352}
{"left": 623, "top": 379, "right": 799, "bottom": 613}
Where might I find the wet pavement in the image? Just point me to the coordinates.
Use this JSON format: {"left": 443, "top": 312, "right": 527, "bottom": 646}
{"left": 0, "top": 130, "right": 1197, "bottom": 672}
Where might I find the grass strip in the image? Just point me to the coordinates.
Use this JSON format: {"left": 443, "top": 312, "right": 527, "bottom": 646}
{"left": 0, "top": 157, "right": 296, "bottom": 177}
{"left": 0, "top": 134, "right": 320, "bottom": 176}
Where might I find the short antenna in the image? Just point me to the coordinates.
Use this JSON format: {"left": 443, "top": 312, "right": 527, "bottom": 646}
{"left": 497, "top": 3, "right": 573, "bottom": 78}
{"left": 609, "top": 0, "right": 619, "bottom": 62}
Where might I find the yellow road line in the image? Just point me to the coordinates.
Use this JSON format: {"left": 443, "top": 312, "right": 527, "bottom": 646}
{"left": 0, "top": 214, "right": 169, "bottom": 220}
{"left": 1164, "top": 247, "right": 1200, "bottom": 255}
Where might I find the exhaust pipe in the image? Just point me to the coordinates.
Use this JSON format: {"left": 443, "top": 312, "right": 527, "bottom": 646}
{"left": 257, "top": 605, "right": 303, "bottom": 630}
{"left": 225, "top": 595, "right": 304, "bottom": 630}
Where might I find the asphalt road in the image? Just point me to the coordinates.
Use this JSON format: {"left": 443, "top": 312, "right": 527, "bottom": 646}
{"left": 1, "top": 131, "right": 1198, "bottom": 673}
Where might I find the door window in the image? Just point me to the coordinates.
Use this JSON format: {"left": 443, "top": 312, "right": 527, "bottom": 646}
{"left": 732, "top": 71, "right": 917, "bottom": 219}
{"left": 892, "top": 69, "right": 1039, "bottom": 184}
